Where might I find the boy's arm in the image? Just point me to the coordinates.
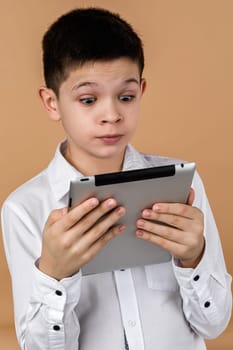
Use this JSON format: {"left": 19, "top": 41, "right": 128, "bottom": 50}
{"left": 172, "top": 175, "right": 232, "bottom": 338}
{"left": 1, "top": 197, "right": 125, "bottom": 350}
{"left": 136, "top": 171, "right": 232, "bottom": 338}
{"left": 1, "top": 201, "right": 81, "bottom": 350}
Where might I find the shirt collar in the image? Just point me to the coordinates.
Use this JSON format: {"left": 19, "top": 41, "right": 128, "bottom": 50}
{"left": 46, "top": 141, "right": 147, "bottom": 202}
{"left": 122, "top": 144, "right": 149, "bottom": 170}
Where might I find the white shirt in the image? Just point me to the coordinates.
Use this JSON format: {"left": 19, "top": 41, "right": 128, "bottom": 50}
{"left": 1, "top": 142, "right": 232, "bottom": 350}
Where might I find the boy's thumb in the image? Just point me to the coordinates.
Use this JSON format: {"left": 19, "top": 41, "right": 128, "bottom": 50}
{"left": 47, "top": 207, "right": 68, "bottom": 225}
{"left": 187, "top": 188, "right": 195, "bottom": 206}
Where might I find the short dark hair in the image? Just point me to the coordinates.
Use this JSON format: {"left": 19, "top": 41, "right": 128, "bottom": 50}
{"left": 42, "top": 7, "right": 144, "bottom": 96}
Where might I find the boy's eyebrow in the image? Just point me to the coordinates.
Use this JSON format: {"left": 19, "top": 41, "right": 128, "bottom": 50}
{"left": 72, "top": 82, "right": 98, "bottom": 91}
{"left": 124, "top": 78, "right": 140, "bottom": 85}
{"left": 71, "top": 78, "right": 140, "bottom": 92}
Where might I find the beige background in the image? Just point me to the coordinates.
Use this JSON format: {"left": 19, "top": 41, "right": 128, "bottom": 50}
{"left": 0, "top": 1, "right": 232, "bottom": 349}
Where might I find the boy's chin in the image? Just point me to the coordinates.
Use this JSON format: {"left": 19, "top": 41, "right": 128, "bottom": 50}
{"left": 87, "top": 149, "right": 126, "bottom": 169}
{"left": 94, "top": 144, "right": 127, "bottom": 158}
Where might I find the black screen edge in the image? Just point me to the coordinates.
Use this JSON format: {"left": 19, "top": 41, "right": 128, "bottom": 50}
{"left": 95, "top": 164, "right": 176, "bottom": 186}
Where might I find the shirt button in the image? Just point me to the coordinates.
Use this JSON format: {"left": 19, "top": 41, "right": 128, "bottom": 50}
{"left": 193, "top": 275, "right": 200, "bottom": 281}
{"left": 53, "top": 325, "right": 61, "bottom": 331}
{"left": 204, "top": 301, "right": 211, "bottom": 308}
{"left": 128, "top": 320, "right": 136, "bottom": 327}
{"left": 55, "top": 290, "right": 63, "bottom": 296}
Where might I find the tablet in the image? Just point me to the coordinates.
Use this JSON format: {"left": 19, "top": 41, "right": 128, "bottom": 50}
{"left": 68, "top": 162, "right": 196, "bottom": 275}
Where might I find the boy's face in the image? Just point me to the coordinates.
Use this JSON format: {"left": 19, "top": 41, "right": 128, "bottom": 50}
{"left": 40, "top": 58, "right": 146, "bottom": 173}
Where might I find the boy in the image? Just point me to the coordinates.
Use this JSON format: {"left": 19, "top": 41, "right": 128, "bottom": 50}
{"left": 1, "top": 7, "right": 232, "bottom": 350}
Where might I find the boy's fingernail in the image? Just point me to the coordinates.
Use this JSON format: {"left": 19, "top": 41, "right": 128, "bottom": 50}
{"left": 61, "top": 207, "right": 68, "bottom": 215}
{"left": 117, "top": 207, "right": 125, "bottom": 216}
{"left": 153, "top": 204, "right": 161, "bottom": 211}
{"left": 118, "top": 224, "right": 126, "bottom": 232}
{"left": 143, "top": 209, "right": 151, "bottom": 217}
{"left": 107, "top": 199, "right": 116, "bottom": 208}
{"left": 89, "top": 198, "right": 99, "bottom": 207}
{"left": 136, "top": 230, "right": 144, "bottom": 237}
{"left": 137, "top": 219, "right": 145, "bottom": 227}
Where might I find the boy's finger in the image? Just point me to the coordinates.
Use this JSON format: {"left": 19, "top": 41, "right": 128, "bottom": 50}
{"left": 75, "top": 198, "right": 119, "bottom": 233}
{"left": 75, "top": 223, "right": 126, "bottom": 266}
{"left": 149, "top": 201, "right": 201, "bottom": 220}
{"left": 187, "top": 188, "right": 195, "bottom": 206}
{"left": 73, "top": 205, "right": 126, "bottom": 252}
{"left": 61, "top": 197, "right": 119, "bottom": 232}
{"left": 46, "top": 207, "right": 68, "bottom": 227}
{"left": 59, "top": 198, "right": 100, "bottom": 231}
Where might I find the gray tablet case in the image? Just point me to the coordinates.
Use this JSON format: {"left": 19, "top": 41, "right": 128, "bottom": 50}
{"left": 68, "top": 162, "right": 195, "bottom": 275}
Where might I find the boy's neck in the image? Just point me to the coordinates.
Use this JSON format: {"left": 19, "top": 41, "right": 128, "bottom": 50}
{"left": 63, "top": 145, "right": 126, "bottom": 176}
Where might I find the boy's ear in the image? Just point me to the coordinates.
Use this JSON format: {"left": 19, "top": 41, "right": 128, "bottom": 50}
{"left": 140, "top": 78, "right": 147, "bottom": 95}
{"left": 38, "top": 86, "right": 61, "bottom": 121}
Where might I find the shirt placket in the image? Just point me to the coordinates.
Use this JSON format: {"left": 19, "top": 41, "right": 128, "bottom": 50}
{"left": 43, "top": 287, "right": 67, "bottom": 349}
{"left": 114, "top": 269, "right": 145, "bottom": 350}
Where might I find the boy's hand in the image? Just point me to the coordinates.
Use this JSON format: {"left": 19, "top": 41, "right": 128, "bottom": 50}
{"left": 38, "top": 197, "right": 126, "bottom": 280}
{"left": 136, "top": 188, "right": 205, "bottom": 268}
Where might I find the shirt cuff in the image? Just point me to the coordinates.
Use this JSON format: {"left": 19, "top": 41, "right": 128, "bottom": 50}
{"left": 30, "top": 262, "right": 82, "bottom": 312}
{"left": 172, "top": 245, "right": 226, "bottom": 292}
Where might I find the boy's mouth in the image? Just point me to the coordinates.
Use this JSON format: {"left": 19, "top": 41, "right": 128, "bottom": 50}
{"left": 98, "top": 134, "right": 123, "bottom": 144}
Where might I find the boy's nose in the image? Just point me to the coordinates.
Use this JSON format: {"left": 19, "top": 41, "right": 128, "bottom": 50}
{"left": 100, "top": 101, "right": 122, "bottom": 124}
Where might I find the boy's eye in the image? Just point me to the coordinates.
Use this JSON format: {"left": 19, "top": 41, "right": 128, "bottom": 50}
{"left": 80, "top": 97, "right": 96, "bottom": 105}
{"left": 119, "top": 95, "right": 135, "bottom": 102}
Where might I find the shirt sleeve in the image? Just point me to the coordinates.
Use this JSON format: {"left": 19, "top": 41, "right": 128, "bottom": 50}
{"left": 1, "top": 199, "right": 82, "bottom": 350}
{"left": 172, "top": 171, "right": 232, "bottom": 339}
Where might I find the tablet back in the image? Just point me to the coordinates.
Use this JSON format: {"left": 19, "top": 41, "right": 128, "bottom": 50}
{"left": 69, "top": 162, "right": 195, "bottom": 274}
